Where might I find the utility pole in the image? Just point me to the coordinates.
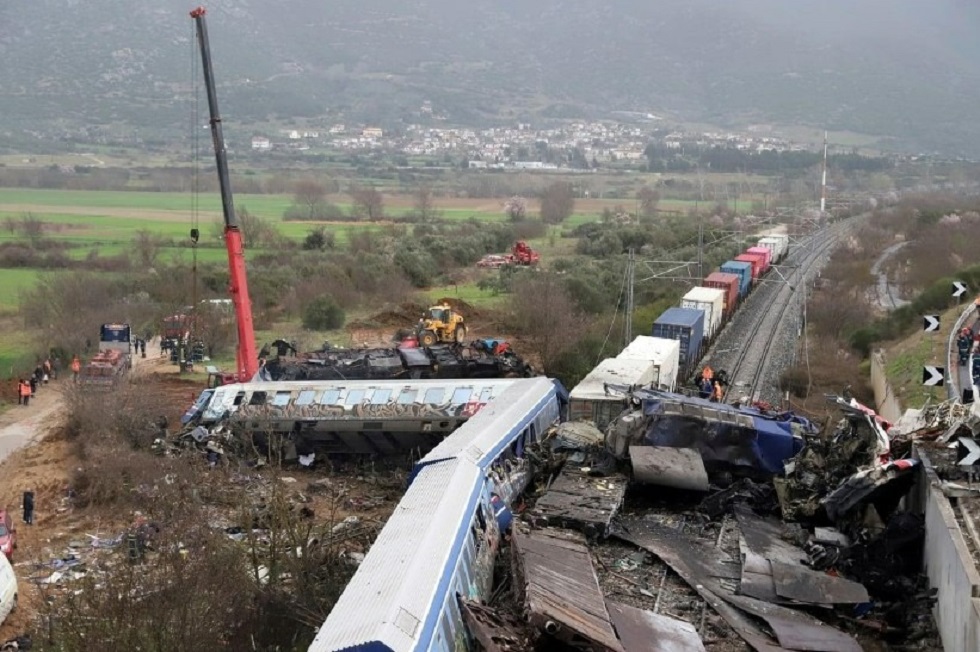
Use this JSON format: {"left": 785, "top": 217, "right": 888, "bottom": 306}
{"left": 820, "top": 131, "right": 828, "bottom": 213}
{"left": 624, "top": 249, "right": 635, "bottom": 347}
{"left": 697, "top": 219, "right": 704, "bottom": 280}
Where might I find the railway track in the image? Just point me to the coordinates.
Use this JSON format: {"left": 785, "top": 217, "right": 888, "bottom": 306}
{"left": 718, "top": 221, "right": 850, "bottom": 403}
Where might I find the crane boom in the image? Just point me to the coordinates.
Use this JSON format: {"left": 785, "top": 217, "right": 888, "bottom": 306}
{"left": 190, "top": 6, "right": 258, "bottom": 382}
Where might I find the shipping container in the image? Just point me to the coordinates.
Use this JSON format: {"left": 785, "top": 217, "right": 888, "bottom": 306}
{"left": 757, "top": 235, "right": 788, "bottom": 263}
{"left": 652, "top": 307, "right": 705, "bottom": 371}
{"left": 735, "top": 253, "right": 764, "bottom": 280}
{"left": 681, "top": 287, "right": 725, "bottom": 339}
{"left": 703, "top": 272, "right": 740, "bottom": 316}
{"left": 746, "top": 246, "right": 772, "bottom": 274}
{"left": 617, "top": 335, "right": 680, "bottom": 392}
{"left": 759, "top": 236, "right": 788, "bottom": 265}
{"left": 569, "top": 357, "right": 657, "bottom": 428}
{"left": 720, "top": 260, "right": 753, "bottom": 297}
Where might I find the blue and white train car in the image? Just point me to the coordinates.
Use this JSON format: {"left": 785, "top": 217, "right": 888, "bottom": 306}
{"left": 312, "top": 377, "right": 565, "bottom": 652}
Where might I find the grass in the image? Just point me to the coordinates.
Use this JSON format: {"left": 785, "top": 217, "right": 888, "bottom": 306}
{"left": 0, "top": 269, "right": 44, "bottom": 312}
{"left": 0, "top": 328, "right": 35, "bottom": 377}
{"left": 882, "top": 304, "right": 960, "bottom": 408}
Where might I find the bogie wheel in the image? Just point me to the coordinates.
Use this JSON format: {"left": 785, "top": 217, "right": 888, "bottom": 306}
{"left": 420, "top": 331, "right": 437, "bottom": 347}
{"left": 454, "top": 325, "right": 466, "bottom": 343}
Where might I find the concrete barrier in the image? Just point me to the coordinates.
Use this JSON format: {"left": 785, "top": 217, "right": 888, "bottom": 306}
{"left": 914, "top": 447, "right": 980, "bottom": 651}
{"left": 870, "top": 349, "right": 903, "bottom": 424}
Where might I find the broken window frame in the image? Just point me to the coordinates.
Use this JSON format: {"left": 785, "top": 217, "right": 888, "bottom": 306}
{"left": 397, "top": 389, "right": 418, "bottom": 405}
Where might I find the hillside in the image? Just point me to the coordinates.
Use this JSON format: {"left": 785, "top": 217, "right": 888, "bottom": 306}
{"left": 1, "top": 0, "right": 978, "bottom": 155}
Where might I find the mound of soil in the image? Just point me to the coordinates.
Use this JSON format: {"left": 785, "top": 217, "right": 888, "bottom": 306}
{"left": 433, "top": 297, "right": 485, "bottom": 319}
{"left": 348, "top": 301, "right": 427, "bottom": 330}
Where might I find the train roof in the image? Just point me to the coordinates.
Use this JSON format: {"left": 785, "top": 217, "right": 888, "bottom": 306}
{"left": 200, "top": 378, "right": 519, "bottom": 423}
{"left": 617, "top": 336, "right": 679, "bottom": 363}
{"left": 309, "top": 458, "right": 481, "bottom": 652}
{"left": 570, "top": 358, "right": 654, "bottom": 401}
{"left": 415, "top": 376, "right": 559, "bottom": 471}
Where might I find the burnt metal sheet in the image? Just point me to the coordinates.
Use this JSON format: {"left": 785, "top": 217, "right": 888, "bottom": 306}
{"left": 605, "top": 600, "right": 706, "bottom": 652}
{"left": 530, "top": 468, "right": 628, "bottom": 536}
{"left": 770, "top": 561, "right": 869, "bottom": 605}
{"left": 459, "top": 598, "right": 533, "bottom": 652}
{"left": 512, "top": 527, "right": 624, "bottom": 652}
{"left": 630, "top": 446, "right": 709, "bottom": 491}
{"left": 617, "top": 519, "right": 861, "bottom": 652}
{"left": 736, "top": 506, "right": 869, "bottom": 606}
{"left": 615, "top": 521, "right": 786, "bottom": 652}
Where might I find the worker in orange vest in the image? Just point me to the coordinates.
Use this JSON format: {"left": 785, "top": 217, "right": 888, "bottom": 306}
{"left": 70, "top": 355, "right": 81, "bottom": 382}
{"left": 18, "top": 379, "right": 31, "bottom": 406}
{"left": 702, "top": 366, "right": 714, "bottom": 382}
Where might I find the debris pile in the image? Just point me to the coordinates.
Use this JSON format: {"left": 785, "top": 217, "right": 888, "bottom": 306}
{"left": 455, "top": 392, "right": 941, "bottom": 651}
{"left": 261, "top": 341, "right": 533, "bottom": 381}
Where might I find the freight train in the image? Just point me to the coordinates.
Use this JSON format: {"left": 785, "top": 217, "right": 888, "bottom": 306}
{"left": 652, "top": 233, "right": 790, "bottom": 380}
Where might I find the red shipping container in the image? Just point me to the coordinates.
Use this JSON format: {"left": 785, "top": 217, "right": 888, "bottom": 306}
{"left": 735, "top": 253, "right": 764, "bottom": 280}
{"left": 746, "top": 246, "right": 772, "bottom": 274}
{"left": 703, "top": 272, "right": 740, "bottom": 315}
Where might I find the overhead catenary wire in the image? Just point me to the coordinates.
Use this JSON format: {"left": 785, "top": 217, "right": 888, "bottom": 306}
{"left": 596, "top": 256, "right": 630, "bottom": 365}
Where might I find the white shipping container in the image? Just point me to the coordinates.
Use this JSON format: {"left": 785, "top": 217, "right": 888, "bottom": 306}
{"left": 617, "top": 335, "right": 680, "bottom": 392}
{"left": 758, "top": 235, "right": 789, "bottom": 261}
{"left": 569, "top": 357, "right": 656, "bottom": 428}
{"left": 681, "top": 287, "right": 725, "bottom": 339}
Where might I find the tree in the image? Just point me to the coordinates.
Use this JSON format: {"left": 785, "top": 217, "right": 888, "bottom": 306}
{"left": 350, "top": 185, "right": 385, "bottom": 221}
{"left": 133, "top": 229, "right": 161, "bottom": 268}
{"left": 413, "top": 184, "right": 440, "bottom": 222}
{"left": 539, "top": 182, "right": 575, "bottom": 224}
{"left": 302, "top": 296, "right": 345, "bottom": 331}
{"left": 302, "top": 227, "right": 335, "bottom": 251}
{"left": 503, "top": 196, "right": 528, "bottom": 221}
{"left": 212, "top": 206, "right": 280, "bottom": 248}
{"left": 636, "top": 186, "right": 661, "bottom": 219}
{"left": 293, "top": 179, "right": 328, "bottom": 220}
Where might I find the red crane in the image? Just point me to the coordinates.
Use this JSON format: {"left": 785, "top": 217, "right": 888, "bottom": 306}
{"left": 190, "top": 7, "right": 258, "bottom": 382}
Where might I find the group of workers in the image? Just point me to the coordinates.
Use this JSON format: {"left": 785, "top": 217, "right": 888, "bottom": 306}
{"left": 698, "top": 365, "right": 725, "bottom": 402}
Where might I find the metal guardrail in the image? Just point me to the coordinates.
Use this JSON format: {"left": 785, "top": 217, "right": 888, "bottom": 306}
{"left": 947, "top": 303, "right": 976, "bottom": 402}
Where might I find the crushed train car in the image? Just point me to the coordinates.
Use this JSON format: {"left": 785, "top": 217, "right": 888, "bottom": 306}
{"left": 260, "top": 341, "right": 533, "bottom": 382}
{"left": 607, "top": 388, "right": 810, "bottom": 483}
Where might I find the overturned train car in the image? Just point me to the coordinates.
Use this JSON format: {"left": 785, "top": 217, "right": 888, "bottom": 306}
{"left": 183, "top": 378, "right": 538, "bottom": 456}
{"left": 607, "top": 388, "right": 812, "bottom": 481}
{"left": 261, "top": 343, "right": 533, "bottom": 382}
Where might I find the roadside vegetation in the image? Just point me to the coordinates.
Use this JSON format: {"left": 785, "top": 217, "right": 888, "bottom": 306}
{"left": 780, "top": 193, "right": 980, "bottom": 415}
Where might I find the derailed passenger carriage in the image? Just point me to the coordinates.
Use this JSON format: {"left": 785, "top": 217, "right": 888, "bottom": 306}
{"left": 186, "top": 378, "right": 524, "bottom": 456}
{"left": 311, "top": 377, "right": 565, "bottom": 652}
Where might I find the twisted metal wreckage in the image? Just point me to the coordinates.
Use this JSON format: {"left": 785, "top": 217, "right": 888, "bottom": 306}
{"left": 167, "top": 368, "right": 939, "bottom": 650}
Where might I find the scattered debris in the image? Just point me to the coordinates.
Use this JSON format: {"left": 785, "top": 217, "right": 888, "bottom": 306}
{"left": 615, "top": 517, "right": 862, "bottom": 652}
{"left": 459, "top": 599, "right": 533, "bottom": 652}
{"left": 605, "top": 600, "right": 706, "bottom": 652}
{"left": 528, "top": 466, "right": 628, "bottom": 537}
{"left": 511, "top": 527, "right": 624, "bottom": 652}
{"left": 629, "top": 446, "right": 709, "bottom": 491}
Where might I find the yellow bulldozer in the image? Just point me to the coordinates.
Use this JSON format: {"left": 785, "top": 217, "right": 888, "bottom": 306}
{"left": 414, "top": 304, "right": 467, "bottom": 347}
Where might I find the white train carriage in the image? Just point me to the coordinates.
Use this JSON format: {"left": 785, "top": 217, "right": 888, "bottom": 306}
{"left": 313, "top": 377, "right": 565, "bottom": 652}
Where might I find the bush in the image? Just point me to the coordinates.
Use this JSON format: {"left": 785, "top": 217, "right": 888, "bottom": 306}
{"left": 302, "top": 296, "right": 346, "bottom": 330}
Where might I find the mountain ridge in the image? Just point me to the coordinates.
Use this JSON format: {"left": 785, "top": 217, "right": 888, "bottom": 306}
{"left": 1, "top": 0, "right": 977, "bottom": 155}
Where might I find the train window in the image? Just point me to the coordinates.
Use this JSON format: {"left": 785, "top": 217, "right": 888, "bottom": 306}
{"left": 345, "top": 389, "right": 366, "bottom": 406}
{"left": 295, "top": 390, "right": 317, "bottom": 406}
{"left": 451, "top": 387, "right": 472, "bottom": 405}
{"left": 476, "top": 504, "right": 486, "bottom": 532}
{"left": 272, "top": 391, "right": 291, "bottom": 407}
{"left": 479, "top": 387, "right": 494, "bottom": 402}
{"left": 248, "top": 391, "right": 267, "bottom": 406}
{"left": 424, "top": 388, "right": 445, "bottom": 404}
{"left": 370, "top": 389, "right": 392, "bottom": 404}
{"left": 319, "top": 389, "right": 341, "bottom": 405}
{"left": 232, "top": 392, "right": 245, "bottom": 406}
{"left": 397, "top": 389, "right": 417, "bottom": 405}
